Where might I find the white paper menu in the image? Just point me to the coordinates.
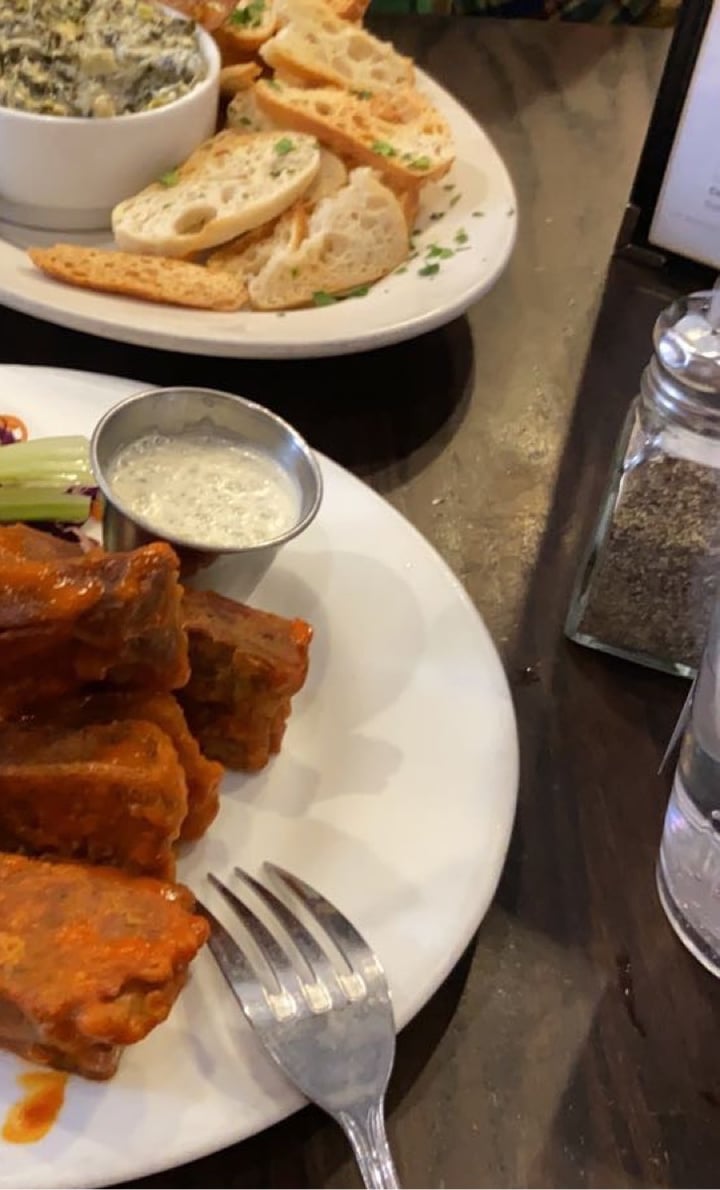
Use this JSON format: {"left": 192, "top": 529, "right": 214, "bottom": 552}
{"left": 650, "top": 0, "right": 720, "bottom": 269}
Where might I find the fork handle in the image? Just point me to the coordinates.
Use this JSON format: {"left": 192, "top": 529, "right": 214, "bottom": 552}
{"left": 336, "top": 1099, "right": 400, "bottom": 1189}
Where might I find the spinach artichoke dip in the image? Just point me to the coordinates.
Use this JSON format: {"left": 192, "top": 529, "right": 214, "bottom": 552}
{"left": 0, "top": 0, "right": 207, "bottom": 118}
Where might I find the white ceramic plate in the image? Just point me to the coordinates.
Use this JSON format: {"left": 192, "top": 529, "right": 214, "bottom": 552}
{"left": 0, "top": 366, "right": 518, "bottom": 1190}
{"left": 0, "top": 75, "right": 516, "bottom": 359}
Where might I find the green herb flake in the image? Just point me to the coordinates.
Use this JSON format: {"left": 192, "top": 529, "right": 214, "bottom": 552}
{"left": 313, "top": 291, "right": 338, "bottom": 307}
{"left": 267, "top": 78, "right": 281, "bottom": 90}
{"left": 472, "top": 210, "right": 484, "bottom": 218}
{"left": 158, "top": 168, "right": 179, "bottom": 187}
{"left": 419, "top": 263, "right": 440, "bottom": 278}
{"left": 353, "top": 89, "right": 373, "bottom": 99}
{"left": 449, "top": 193, "right": 461, "bottom": 207}
{"left": 443, "top": 183, "right": 455, "bottom": 192}
{"left": 346, "top": 285, "right": 370, "bottom": 299}
{"left": 454, "top": 229, "right": 469, "bottom": 245}
{"left": 409, "top": 156, "right": 431, "bottom": 172}
{"left": 229, "top": 0, "right": 266, "bottom": 27}
{"left": 371, "top": 140, "right": 398, "bottom": 158}
{"left": 395, "top": 266, "right": 408, "bottom": 275}
{"left": 238, "top": 116, "right": 253, "bottom": 127}
{"left": 426, "top": 244, "right": 453, "bottom": 260}
{"left": 274, "top": 136, "right": 294, "bottom": 156}
{"left": 429, "top": 211, "right": 444, "bottom": 222}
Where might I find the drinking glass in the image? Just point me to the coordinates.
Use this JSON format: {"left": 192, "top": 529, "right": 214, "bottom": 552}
{"left": 658, "top": 595, "right": 720, "bottom": 975}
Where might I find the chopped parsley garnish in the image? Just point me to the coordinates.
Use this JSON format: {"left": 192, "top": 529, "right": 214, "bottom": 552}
{"left": 158, "top": 168, "right": 179, "bottom": 187}
{"left": 472, "top": 210, "right": 484, "bottom": 217}
{"left": 443, "top": 183, "right": 455, "bottom": 192}
{"left": 353, "top": 89, "right": 373, "bottom": 99}
{"left": 419, "top": 263, "right": 440, "bottom": 277}
{"left": 395, "top": 266, "right": 408, "bottom": 274}
{"left": 426, "top": 244, "right": 453, "bottom": 260}
{"left": 267, "top": 78, "right": 281, "bottom": 90}
{"left": 449, "top": 193, "right": 461, "bottom": 207}
{"left": 312, "top": 286, "right": 370, "bottom": 305}
{"left": 230, "top": 0, "right": 266, "bottom": 27}
{"left": 237, "top": 116, "right": 253, "bottom": 127}
{"left": 371, "top": 140, "right": 398, "bottom": 158}
{"left": 291, "top": 267, "right": 300, "bottom": 278}
{"left": 274, "top": 136, "right": 294, "bottom": 156}
{"left": 454, "top": 229, "right": 469, "bottom": 245}
{"left": 409, "top": 156, "right": 431, "bottom": 171}
{"left": 429, "top": 211, "right": 444, "bottom": 222}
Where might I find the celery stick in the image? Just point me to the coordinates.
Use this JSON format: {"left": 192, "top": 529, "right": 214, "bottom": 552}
{"left": 0, "top": 436, "right": 92, "bottom": 486}
{"left": 0, "top": 489, "right": 91, "bottom": 523}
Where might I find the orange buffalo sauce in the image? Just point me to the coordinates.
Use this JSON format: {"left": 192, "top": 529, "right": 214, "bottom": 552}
{"left": 2, "top": 1071, "right": 68, "bottom": 1144}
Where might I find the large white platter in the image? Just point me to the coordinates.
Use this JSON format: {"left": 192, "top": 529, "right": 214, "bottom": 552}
{"left": 0, "top": 74, "right": 516, "bottom": 359}
{"left": 0, "top": 365, "right": 518, "bottom": 1189}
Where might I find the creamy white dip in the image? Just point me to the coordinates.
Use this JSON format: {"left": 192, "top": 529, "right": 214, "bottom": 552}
{"left": 107, "top": 431, "right": 300, "bottom": 548}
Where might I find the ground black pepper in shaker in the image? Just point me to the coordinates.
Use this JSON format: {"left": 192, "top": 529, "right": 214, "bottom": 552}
{"left": 566, "top": 290, "right": 720, "bottom": 677}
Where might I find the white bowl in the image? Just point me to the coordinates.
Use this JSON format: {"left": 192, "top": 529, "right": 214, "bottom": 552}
{"left": 0, "top": 25, "right": 220, "bottom": 232}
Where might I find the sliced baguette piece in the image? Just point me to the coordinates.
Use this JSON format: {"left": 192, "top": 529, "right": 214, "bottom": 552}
{"left": 207, "top": 146, "right": 345, "bottom": 276}
{"left": 275, "top": 0, "right": 369, "bottom": 22}
{"left": 165, "top": 0, "right": 238, "bottom": 29}
{"left": 388, "top": 183, "right": 419, "bottom": 231}
{"left": 261, "top": 0, "right": 413, "bottom": 92}
{"left": 112, "top": 129, "right": 321, "bottom": 257}
{"left": 248, "top": 166, "right": 408, "bottom": 309}
{"left": 27, "top": 245, "right": 248, "bottom": 311}
{"left": 225, "top": 79, "right": 312, "bottom": 135}
{"left": 219, "top": 61, "right": 262, "bottom": 96}
{"left": 324, "top": 0, "right": 370, "bottom": 21}
{"left": 226, "top": 85, "right": 278, "bottom": 131}
{"left": 214, "top": 0, "right": 278, "bottom": 59}
{"left": 306, "top": 147, "right": 348, "bottom": 203}
{"left": 254, "top": 81, "right": 454, "bottom": 185}
{"left": 207, "top": 203, "right": 308, "bottom": 279}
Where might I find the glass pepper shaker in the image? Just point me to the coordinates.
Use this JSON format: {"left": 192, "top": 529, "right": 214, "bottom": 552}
{"left": 566, "top": 290, "right": 720, "bottom": 678}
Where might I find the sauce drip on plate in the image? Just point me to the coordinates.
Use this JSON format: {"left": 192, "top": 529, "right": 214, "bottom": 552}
{"left": 2, "top": 1071, "right": 68, "bottom": 1144}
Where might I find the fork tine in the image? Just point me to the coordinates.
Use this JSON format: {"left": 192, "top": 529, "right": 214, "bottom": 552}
{"left": 234, "top": 866, "right": 343, "bottom": 1002}
{"left": 265, "top": 863, "right": 388, "bottom": 986}
{"left": 194, "top": 896, "right": 269, "bottom": 1022}
{"left": 208, "top": 872, "right": 302, "bottom": 999}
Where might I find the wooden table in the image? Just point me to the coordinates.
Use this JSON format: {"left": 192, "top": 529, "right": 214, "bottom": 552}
{"left": 4, "top": 15, "right": 715, "bottom": 1189}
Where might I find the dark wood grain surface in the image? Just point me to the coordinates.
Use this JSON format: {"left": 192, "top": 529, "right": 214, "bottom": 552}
{"left": 2, "top": 16, "right": 716, "bottom": 1189}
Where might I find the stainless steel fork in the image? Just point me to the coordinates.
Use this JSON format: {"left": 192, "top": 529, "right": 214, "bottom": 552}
{"left": 197, "top": 863, "right": 400, "bottom": 1190}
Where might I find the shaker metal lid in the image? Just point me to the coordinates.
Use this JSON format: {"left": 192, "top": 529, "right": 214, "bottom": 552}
{"left": 654, "top": 292, "right": 720, "bottom": 392}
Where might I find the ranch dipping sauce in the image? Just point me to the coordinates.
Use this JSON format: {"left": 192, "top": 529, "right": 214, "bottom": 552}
{"left": 107, "top": 431, "right": 301, "bottom": 549}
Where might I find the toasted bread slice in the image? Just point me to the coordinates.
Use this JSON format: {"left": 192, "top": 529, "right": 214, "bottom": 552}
{"left": 226, "top": 85, "right": 279, "bottom": 130}
{"left": 214, "top": 0, "right": 278, "bottom": 59}
{"left": 305, "top": 147, "right": 348, "bottom": 203}
{"left": 208, "top": 203, "right": 308, "bottom": 279}
{"left": 388, "top": 181, "right": 420, "bottom": 230}
{"left": 261, "top": 0, "right": 413, "bottom": 92}
{"left": 112, "top": 129, "right": 321, "bottom": 257}
{"left": 28, "top": 245, "right": 247, "bottom": 311}
{"left": 207, "top": 145, "right": 345, "bottom": 277}
{"left": 325, "top": 0, "right": 370, "bottom": 19}
{"left": 255, "top": 81, "right": 454, "bottom": 185}
{"left": 219, "top": 61, "right": 262, "bottom": 96}
{"left": 165, "top": 0, "right": 237, "bottom": 29}
{"left": 248, "top": 166, "right": 408, "bottom": 309}
{"left": 276, "top": 0, "right": 369, "bottom": 27}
